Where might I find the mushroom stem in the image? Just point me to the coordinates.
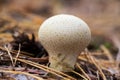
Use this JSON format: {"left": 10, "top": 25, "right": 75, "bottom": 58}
{"left": 49, "top": 51, "right": 79, "bottom": 72}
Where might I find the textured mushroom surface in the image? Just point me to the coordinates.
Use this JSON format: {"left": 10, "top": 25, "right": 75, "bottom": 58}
{"left": 38, "top": 14, "right": 91, "bottom": 72}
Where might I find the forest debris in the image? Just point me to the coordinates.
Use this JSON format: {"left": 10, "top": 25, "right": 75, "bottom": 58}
{"left": 71, "top": 70, "right": 88, "bottom": 80}
{"left": 4, "top": 44, "right": 14, "bottom": 67}
{"left": 13, "top": 44, "right": 21, "bottom": 67}
{"left": 85, "top": 51, "right": 107, "bottom": 80}
{"left": 10, "top": 32, "right": 48, "bottom": 57}
{"left": 110, "top": 35, "right": 120, "bottom": 65}
{"left": 76, "top": 63, "right": 91, "bottom": 80}
{"left": 17, "top": 58, "right": 75, "bottom": 80}
{"left": 100, "top": 45, "right": 114, "bottom": 62}
{"left": 0, "top": 70, "right": 44, "bottom": 80}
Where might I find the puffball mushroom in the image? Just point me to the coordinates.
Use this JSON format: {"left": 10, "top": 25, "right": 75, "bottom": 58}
{"left": 38, "top": 14, "right": 91, "bottom": 72}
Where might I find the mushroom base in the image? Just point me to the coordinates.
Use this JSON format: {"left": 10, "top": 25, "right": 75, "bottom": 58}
{"left": 49, "top": 52, "right": 79, "bottom": 72}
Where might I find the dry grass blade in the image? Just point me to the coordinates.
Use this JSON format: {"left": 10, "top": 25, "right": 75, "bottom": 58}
{"left": 14, "top": 44, "right": 21, "bottom": 67}
{"left": 4, "top": 45, "right": 14, "bottom": 67}
{"left": 87, "top": 53, "right": 107, "bottom": 80}
{"left": 76, "top": 63, "right": 91, "bottom": 80}
{"left": 71, "top": 70, "right": 88, "bottom": 80}
{"left": 0, "top": 70, "right": 44, "bottom": 80}
{"left": 16, "top": 58, "right": 76, "bottom": 80}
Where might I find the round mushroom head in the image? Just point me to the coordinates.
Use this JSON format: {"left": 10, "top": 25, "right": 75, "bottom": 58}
{"left": 38, "top": 14, "right": 91, "bottom": 72}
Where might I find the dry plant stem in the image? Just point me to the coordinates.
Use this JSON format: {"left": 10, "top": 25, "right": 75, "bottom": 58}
{"left": 0, "top": 70, "right": 44, "bottom": 80}
{"left": 86, "top": 52, "right": 107, "bottom": 80}
{"left": 76, "top": 63, "right": 91, "bottom": 80}
{"left": 16, "top": 58, "right": 76, "bottom": 80}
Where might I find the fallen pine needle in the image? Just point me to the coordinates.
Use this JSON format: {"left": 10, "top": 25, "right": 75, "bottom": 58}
{"left": 76, "top": 63, "right": 91, "bottom": 80}
{"left": 14, "top": 44, "right": 21, "bottom": 67}
{"left": 100, "top": 45, "right": 114, "bottom": 62}
{"left": 87, "top": 53, "right": 107, "bottom": 80}
{"left": 71, "top": 70, "right": 88, "bottom": 80}
{"left": 4, "top": 44, "right": 14, "bottom": 67}
{"left": 0, "top": 70, "right": 44, "bottom": 80}
{"left": 16, "top": 58, "right": 75, "bottom": 80}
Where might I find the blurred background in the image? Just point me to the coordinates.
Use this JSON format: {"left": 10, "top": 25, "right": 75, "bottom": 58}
{"left": 0, "top": 0, "right": 120, "bottom": 44}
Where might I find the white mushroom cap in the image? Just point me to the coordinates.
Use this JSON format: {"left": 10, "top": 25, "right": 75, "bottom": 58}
{"left": 38, "top": 14, "right": 91, "bottom": 72}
